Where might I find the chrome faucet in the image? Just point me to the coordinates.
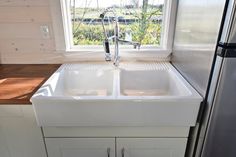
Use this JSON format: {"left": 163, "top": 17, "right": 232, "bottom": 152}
{"left": 100, "top": 8, "right": 140, "bottom": 66}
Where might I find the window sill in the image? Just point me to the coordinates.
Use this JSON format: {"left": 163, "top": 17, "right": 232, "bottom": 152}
{"left": 57, "top": 48, "right": 171, "bottom": 62}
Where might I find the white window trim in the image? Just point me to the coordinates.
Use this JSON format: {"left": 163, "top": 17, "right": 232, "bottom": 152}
{"left": 49, "top": 0, "right": 177, "bottom": 60}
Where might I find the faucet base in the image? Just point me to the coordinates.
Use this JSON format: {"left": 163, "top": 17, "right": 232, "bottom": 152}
{"left": 105, "top": 53, "right": 112, "bottom": 61}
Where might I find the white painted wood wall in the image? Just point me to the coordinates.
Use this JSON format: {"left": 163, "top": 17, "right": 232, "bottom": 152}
{"left": 0, "top": 0, "right": 62, "bottom": 64}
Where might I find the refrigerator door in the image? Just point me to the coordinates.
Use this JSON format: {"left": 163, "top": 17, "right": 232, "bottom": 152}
{"left": 192, "top": 1, "right": 236, "bottom": 156}
{"left": 201, "top": 55, "right": 236, "bottom": 157}
{"left": 220, "top": 0, "right": 236, "bottom": 45}
{"left": 193, "top": 53, "right": 224, "bottom": 157}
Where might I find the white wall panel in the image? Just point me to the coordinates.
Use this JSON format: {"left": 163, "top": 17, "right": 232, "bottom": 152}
{"left": 0, "top": 0, "right": 49, "bottom": 6}
{"left": 0, "top": 39, "right": 55, "bottom": 53}
{"left": 0, "top": 6, "right": 51, "bottom": 23}
{"left": 0, "top": 23, "right": 53, "bottom": 39}
{"left": 0, "top": 0, "right": 57, "bottom": 64}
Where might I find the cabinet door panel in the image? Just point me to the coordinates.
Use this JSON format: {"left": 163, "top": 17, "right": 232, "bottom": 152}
{"left": 0, "top": 106, "right": 46, "bottom": 157}
{"left": 45, "top": 138, "right": 115, "bottom": 157}
{"left": 117, "top": 138, "right": 187, "bottom": 157}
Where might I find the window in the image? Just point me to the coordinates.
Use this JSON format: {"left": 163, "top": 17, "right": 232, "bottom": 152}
{"left": 52, "top": 0, "right": 176, "bottom": 53}
{"left": 70, "top": 0, "right": 164, "bottom": 46}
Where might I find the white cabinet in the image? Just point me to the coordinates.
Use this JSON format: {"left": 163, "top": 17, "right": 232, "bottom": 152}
{"left": 116, "top": 138, "right": 187, "bottom": 157}
{"left": 0, "top": 105, "right": 47, "bottom": 157}
{"left": 45, "top": 138, "right": 115, "bottom": 157}
{"left": 45, "top": 138, "right": 187, "bottom": 157}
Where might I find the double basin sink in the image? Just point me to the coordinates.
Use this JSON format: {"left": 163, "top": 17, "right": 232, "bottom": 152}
{"left": 31, "top": 62, "right": 202, "bottom": 127}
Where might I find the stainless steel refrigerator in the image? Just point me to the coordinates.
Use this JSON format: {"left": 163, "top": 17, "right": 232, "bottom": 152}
{"left": 194, "top": 0, "right": 236, "bottom": 156}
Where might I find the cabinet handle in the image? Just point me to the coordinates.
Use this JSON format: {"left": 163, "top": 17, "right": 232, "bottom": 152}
{"left": 121, "top": 148, "right": 125, "bottom": 157}
{"left": 107, "top": 147, "right": 111, "bottom": 157}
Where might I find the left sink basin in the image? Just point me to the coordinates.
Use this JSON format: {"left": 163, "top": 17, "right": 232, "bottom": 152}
{"left": 63, "top": 69, "right": 114, "bottom": 97}
{"left": 32, "top": 64, "right": 115, "bottom": 98}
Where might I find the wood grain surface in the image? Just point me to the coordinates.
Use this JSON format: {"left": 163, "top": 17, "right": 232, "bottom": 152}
{"left": 0, "top": 64, "right": 60, "bottom": 104}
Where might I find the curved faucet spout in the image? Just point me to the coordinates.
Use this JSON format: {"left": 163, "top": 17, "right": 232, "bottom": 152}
{"left": 100, "top": 8, "right": 140, "bottom": 66}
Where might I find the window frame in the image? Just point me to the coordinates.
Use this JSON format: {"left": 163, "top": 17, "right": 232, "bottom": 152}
{"left": 49, "top": 0, "right": 177, "bottom": 56}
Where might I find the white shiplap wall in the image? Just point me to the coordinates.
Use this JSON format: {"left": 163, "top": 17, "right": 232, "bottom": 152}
{"left": 0, "top": 0, "right": 63, "bottom": 63}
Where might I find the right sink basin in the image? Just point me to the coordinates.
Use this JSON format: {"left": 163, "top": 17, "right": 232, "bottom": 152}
{"left": 119, "top": 69, "right": 191, "bottom": 97}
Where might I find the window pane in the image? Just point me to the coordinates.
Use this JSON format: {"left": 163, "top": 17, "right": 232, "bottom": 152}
{"left": 70, "top": 0, "right": 164, "bottom": 46}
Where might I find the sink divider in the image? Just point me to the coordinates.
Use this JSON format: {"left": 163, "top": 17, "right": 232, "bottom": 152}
{"left": 113, "top": 69, "right": 120, "bottom": 98}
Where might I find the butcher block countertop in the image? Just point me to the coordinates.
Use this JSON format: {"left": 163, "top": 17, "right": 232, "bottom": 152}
{"left": 0, "top": 64, "right": 61, "bottom": 104}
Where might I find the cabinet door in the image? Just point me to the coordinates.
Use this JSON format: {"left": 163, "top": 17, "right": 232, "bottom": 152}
{"left": 0, "top": 106, "right": 47, "bottom": 157}
{"left": 116, "top": 138, "right": 187, "bottom": 157}
{"left": 46, "top": 138, "right": 115, "bottom": 157}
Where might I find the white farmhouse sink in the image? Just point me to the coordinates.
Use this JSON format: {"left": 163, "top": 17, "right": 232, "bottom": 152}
{"left": 31, "top": 62, "right": 202, "bottom": 127}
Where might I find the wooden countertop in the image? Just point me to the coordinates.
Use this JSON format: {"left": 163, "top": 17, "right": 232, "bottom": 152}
{"left": 0, "top": 64, "right": 61, "bottom": 104}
